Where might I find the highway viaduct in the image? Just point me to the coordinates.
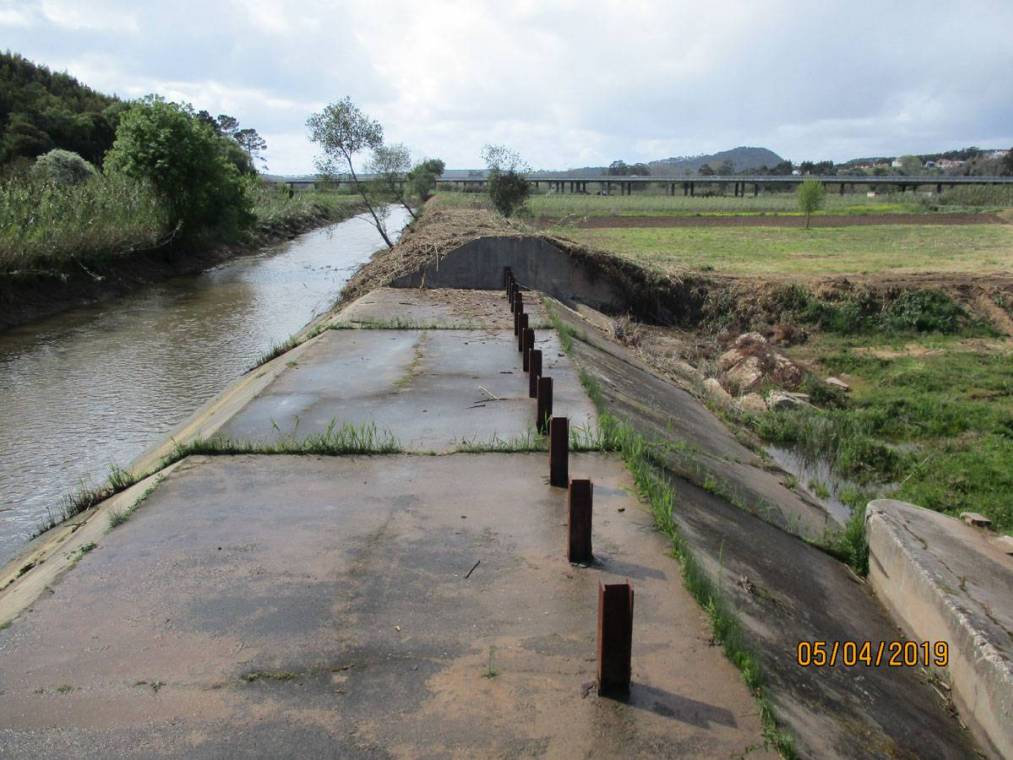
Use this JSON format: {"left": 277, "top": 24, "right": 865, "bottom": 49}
{"left": 274, "top": 174, "right": 1013, "bottom": 196}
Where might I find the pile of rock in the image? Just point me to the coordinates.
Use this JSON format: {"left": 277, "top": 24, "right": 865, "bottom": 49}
{"left": 702, "top": 332, "right": 848, "bottom": 414}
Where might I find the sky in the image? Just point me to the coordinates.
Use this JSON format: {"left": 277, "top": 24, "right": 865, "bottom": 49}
{"left": 4, "top": 0, "right": 1013, "bottom": 175}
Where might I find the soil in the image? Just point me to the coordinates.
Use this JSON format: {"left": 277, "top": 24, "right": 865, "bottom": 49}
{"left": 0, "top": 206, "right": 359, "bottom": 332}
{"left": 543, "top": 212, "right": 1006, "bottom": 229}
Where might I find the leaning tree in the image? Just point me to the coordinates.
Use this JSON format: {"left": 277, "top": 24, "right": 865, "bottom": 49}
{"left": 307, "top": 97, "right": 394, "bottom": 248}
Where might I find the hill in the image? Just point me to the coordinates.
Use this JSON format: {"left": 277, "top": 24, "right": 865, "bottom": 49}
{"left": 648, "top": 146, "right": 784, "bottom": 174}
{"left": 0, "top": 51, "right": 123, "bottom": 167}
{"left": 535, "top": 146, "right": 786, "bottom": 178}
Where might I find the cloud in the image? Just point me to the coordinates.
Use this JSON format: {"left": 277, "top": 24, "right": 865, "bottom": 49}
{"left": 8, "top": 0, "right": 1013, "bottom": 172}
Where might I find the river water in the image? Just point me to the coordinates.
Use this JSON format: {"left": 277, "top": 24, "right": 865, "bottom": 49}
{"left": 0, "top": 207, "right": 410, "bottom": 566}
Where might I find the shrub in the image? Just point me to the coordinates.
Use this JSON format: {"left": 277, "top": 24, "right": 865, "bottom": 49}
{"left": 488, "top": 170, "right": 530, "bottom": 217}
{"left": 882, "top": 290, "right": 966, "bottom": 333}
{"left": 104, "top": 96, "right": 253, "bottom": 235}
{"left": 31, "top": 149, "right": 97, "bottom": 185}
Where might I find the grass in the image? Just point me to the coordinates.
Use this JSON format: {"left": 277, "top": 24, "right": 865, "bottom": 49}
{"left": 0, "top": 173, "right": 169, "bottom": 272}
{"left": 436, "top": 189, "right": 942, "bottom": 218}
{"left": 0, "top": 175, "right": 361, "bottom": 275}
{"left": 552, "top": 224, "right": 1013, "bottom": 276}
{"left": 108, "top": 475, "right": 164, "bottom": 529}
{"left": 753, "top": 333, "right": 1013, "bottom": 534}
{"left": 170, "top": 421, "right": 403, "bottom": 458}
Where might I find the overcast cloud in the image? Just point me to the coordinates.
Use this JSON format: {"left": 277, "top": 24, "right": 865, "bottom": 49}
{"left": 4, "top": 0, "right": 1012, "bottom": 173}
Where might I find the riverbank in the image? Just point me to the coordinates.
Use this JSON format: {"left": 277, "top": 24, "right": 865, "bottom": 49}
{"left": 0, "top": 191, "right": 364, "bottom": 330}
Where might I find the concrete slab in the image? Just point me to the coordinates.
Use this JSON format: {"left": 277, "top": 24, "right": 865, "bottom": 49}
{"left": 867, "top": 499, "right": 1013, "bottom": 759}
{"left": 218, "top": 328, "right": 597, "bottom": 451}
{"left": 0, "top": 454, "right": 772, "bottom": 758}
{"left": 331, "top": 286, "right": 551, "bottom": 329}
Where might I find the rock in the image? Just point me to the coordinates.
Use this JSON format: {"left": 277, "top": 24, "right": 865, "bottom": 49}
{"left": 718, "top": 333, "right": 803, "bottom": 391}
{"left": 826, "top": 376, "right": 851, "bottom": 392}
{"left": 717, "top": 348, "right": 744, "bottom": 372}
{"left": 725, "top": 355, "right": 764, "bottom": 393}
{"left": 703, "top": 377, "right": 733, "bottom": 405}
{"left": 766, "top": 390, "right": 810, "bottom": 411}
{"left": 993, "top": 535, "right": 1013, "bottom": 555}
{"left": 734, "top": 331, "right": 767, "bottom": 348}
{"left": 961, "top": 512, "right": 992, "bottom": 529}
{"left": 771, "top": 353, "right": 805, "bottom": 387}
{"left": 738, "top": 393, "right": 768, "bottom": 413}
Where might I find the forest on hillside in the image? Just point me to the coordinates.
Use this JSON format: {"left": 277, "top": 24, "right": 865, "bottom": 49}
{"left": 0, "top": 51, "right": 124, "bottom": 169}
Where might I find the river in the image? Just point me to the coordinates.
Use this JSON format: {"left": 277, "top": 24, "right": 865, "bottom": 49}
{"left": 0, "top": 207, "right": 411, "bottom": 566}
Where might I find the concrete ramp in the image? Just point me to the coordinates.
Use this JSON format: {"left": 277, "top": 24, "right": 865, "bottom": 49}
{"left": 390, "top": 235, "right": 629, "bottom": 313}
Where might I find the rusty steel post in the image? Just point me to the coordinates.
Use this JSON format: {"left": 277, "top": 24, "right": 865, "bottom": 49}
{"left": 528, "top": 349, "right": 542, "bottom": 399}
{"left": 522, "top": 328, "right": 534, "bottom": 371}
{"left": 549, "top": 416, "right": 568, "bottom": 487}
{"left": 514, "top": 290, "right": 523, "bottom": 318}
{"left": 513, "top": 308, "right": 520, "bottom": 336}
{"left": 597, "top": 581, "right": 634, "bottom": 697}
{"left": 568, "top": 479, "right": 593, "bottom": 562}
{"left": 517, "top": 314, "right": 528, "bottom": 350}
{"left": 536, "top": 376, "right": 553, "bottom": 433}
{"left": 503, "top": 266, "right": 513, "bottom": 291}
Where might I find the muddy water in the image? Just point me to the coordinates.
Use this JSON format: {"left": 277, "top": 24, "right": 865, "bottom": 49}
{"left": 0, "top": 208, "right": 410, "bottom": 565}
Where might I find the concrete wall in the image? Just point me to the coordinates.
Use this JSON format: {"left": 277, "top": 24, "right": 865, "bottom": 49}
{"left": 866, "top": 499, "right": 1012, "bottom": 759}
{"left": 389, "top": 236, "right": 627, "bottom": 313}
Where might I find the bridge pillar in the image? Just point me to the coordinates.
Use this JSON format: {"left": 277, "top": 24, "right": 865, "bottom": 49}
{"left": 937, "top": 183, "right": 942, "bottom": 194}
{"left": 690, "top": 182, "right": 695, "bottom": 197}
{"left": 753, "top": 183, "right": 759, "bottom": 197}
{"left": 840, "top": 183, "right": 845, "bottom": 195}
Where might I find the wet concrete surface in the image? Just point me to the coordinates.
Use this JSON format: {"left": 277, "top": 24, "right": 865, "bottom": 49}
{"left": 559, "top": 312, "right": 979, "bottom": 758}
{"left": 0, "top": 454, "right": 771, "bottom": 758}
{"left": 218, "top": 328, "right": 597, "bottom": 451}
{"left": 332, "top": 287, "right": 552, "bottom": 330}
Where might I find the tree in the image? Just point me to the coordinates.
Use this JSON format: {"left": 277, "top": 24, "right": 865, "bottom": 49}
{"left": 307, "top": 97, "right": 393, "bottom": 248}
{"left": 104, "top": 96, "right": 253, "bottom": 234}
{"left": 367, "top": 143, "right": 416, "bottom": 219}
{"left": 896, "top": 155, "right": 922, "bottom": 175}
{"left": 481, "top": 144, "right": 530, "bottom": 218}
{"left": 407, "top": 158, "right": 445, "bottom": 202}
{"left": 608, "top": 160, "right": 629, "bottom": 176}
{"left": 629, "top": 162, "right": 651, "bottom": 176}
{"left": 1002, "top": 148, "right": 1013, "bottom": 177}
{"left": 234, "top": 128, "right": 267, "bottom": 169}
{"left": 31, "top": 148, "right": 97, "bottom": 184}
{"left": 797, "top": 178, "right": 825, "bottom": 229}
{"left": 698, "top": 163, "right": 715, "bottom": 177}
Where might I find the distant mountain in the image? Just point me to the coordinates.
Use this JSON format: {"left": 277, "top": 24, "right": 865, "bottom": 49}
{"left": 648, "top": 146, "right": 784, "bottom": 174}
{"left": 534, "top": 146, "right": 785, "bottom": 178}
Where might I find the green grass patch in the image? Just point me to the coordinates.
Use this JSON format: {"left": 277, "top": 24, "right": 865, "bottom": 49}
{"left": 757, "top": 335, "right": 1012, "bottom": 534}
{"left": 554, "top": 224, "right": 1013, "bottom": 276}
{"left": 171, "top": 421, "right": 403, "bottom": 458}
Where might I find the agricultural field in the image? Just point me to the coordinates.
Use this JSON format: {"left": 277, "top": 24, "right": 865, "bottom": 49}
{"left": 436, "top": 184, "right": 1013, "bottom": 219}
{"left": 554, "top": 224, "right": 1013, "bottom": 276}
